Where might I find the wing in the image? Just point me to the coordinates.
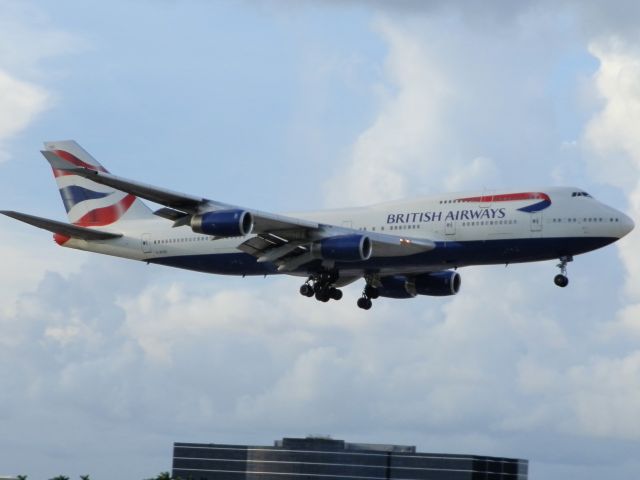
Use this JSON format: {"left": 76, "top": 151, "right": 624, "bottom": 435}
{"left": 42, "top": 150, "right": 319, "bottom": 233}
{"left": 44, "top": 151, "right": 435, "bottom": 270}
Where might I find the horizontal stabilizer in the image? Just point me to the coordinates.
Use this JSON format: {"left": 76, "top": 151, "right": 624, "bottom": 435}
{"left": 0, "top": 210, "right": 122, "bottom": 241}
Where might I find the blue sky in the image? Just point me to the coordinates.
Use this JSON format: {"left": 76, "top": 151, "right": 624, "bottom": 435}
{"left": 1, "top": 1, "right": 640, "bottom": 479}
{"left": 5, "top": 1, "right": 384, "bottom": 212}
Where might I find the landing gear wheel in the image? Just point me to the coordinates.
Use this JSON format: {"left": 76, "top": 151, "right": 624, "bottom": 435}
{"left": 302, "top": 270, "right": 341, "bottom": 303}
{"left": 329, "top": 288, "right": 343, "bottom": 301}
{"left": 315, "top": 290, "right": 330, "bottom": 302}
{"left": 357, "top": 297, "right": 372, "bottom": 310}
{"left": 300, "top": 284, "right": 314, "bottom": 297}
{"left": 364, "top": 285, "right": 380, "bottom": 299}
{"left": 554, "top": 274, "right": 569, "bottom": 288}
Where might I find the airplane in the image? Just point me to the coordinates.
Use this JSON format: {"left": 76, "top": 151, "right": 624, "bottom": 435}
{"left": 1, "top": 140, "right": 635, "bottom": 310}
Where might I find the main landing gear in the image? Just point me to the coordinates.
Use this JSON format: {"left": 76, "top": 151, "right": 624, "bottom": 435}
{"left": 300, "top": 272, "right": 381, "bottom": 309}
{"left": 357, "top": 283, "right": 379, "bottom": 310}
{"left": 554, "top": 255, "right": 572, "bottom": 288}
{"left": 299, "top": 272, "right": 343, "bottom": 303}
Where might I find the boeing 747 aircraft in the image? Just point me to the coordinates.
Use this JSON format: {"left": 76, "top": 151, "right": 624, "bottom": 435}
{"left": 2, "top": 141, "right": 634, "bottom": 309}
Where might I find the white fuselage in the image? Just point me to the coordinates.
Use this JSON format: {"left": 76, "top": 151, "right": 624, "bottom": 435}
{"left": 57, "top": 186, "right": 634, "bottom": 277}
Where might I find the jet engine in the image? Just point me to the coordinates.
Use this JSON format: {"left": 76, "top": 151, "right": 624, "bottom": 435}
{"left": 414, "top": 271, "right": 461, "bottom": 296}
{"left": 377, "top": 275, "right": 416, "bottom": 299}
{"left": 191, "top": 209, "right": 254, "bottom": 237}
{"left": 376, "top": 271, "right": 461, "bottom": 299}
{"left": 311, "top": 234, "right": 372, "bottom": 262}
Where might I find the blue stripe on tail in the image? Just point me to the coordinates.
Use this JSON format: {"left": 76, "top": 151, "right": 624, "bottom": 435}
{"left": 59, "top": 185, "right": 111, "bottom": 212}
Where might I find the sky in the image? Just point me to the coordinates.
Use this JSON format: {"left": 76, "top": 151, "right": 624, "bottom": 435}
{"left": 0, "top": 0, "right": 639, "bottom": 478}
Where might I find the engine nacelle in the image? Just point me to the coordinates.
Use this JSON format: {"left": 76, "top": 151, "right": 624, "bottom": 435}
{"left": 312, "top": 234, "right": 372, "bottom": 262}
{"left": 377, "top": 275, "right": 416, "bottom": 299}
{"left": 414, "top": 271, "right": 461, "bottom": 296}
{"left": 191, "top": 209, "right": 254, "bottom": 237}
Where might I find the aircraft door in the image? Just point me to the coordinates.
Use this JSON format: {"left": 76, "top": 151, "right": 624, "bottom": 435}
{"left": 141, "top": 233, "right": 152, "bottom": 253}
{"left": 445, "top": 220, "right": 456, "bottom": 236}
{"left": 530, "top": 213, "right": 543, "bottom": 233}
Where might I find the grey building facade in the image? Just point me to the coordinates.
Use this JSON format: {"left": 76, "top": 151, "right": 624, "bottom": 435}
{"left": 172, "top": 436, "right": 528, "bottom": 480}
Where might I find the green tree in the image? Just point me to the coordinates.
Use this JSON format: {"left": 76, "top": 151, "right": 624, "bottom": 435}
{"left": 17, "top": 476, "right": 27, "bottom": 480}
{"left": 80, "top": 476, "right": 91, "bottom": 480}
{"left": 145, "top": 472, "right": 182, "bottom": 480}
{"left": 49, "top": 476, "right": 70, "bottom": 480}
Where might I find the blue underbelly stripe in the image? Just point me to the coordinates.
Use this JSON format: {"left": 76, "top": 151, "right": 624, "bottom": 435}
{"left": 147, "top": 236, "right": 618, "bottom": 276}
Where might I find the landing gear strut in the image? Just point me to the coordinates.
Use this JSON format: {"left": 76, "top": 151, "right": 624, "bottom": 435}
{"left": 364, "top": 284, "right": 380, "bottom": 299}
{"left": 357, "top": 281, "right": 379, "bottom": 310}
{"left": 299, "top": 272, "right": 343, "bottom": 302}
{"left": 554, "top": 255, "right": 572, "bottom": 288}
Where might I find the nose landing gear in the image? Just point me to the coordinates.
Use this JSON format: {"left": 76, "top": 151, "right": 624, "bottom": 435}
{"left": 554, "top": 255, "right": 572, "bottom": 287}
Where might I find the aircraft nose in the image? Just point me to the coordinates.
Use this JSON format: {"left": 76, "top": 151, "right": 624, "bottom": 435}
{"left": 620, "top": 212, "right": 635, "bottom": 237}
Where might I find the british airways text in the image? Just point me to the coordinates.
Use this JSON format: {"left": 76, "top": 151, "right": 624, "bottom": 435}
{"left": 387, "top": 208, "right": 506, "bottom": 224}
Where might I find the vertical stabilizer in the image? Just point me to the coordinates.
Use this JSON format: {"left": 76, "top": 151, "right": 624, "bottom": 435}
{"left": 43, "top": 140, "right": 155, "bottom": 226}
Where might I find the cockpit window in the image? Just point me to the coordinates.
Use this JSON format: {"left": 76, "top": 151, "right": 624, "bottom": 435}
{"left": 571, "top": 191, "right": 593, "bottom": 198}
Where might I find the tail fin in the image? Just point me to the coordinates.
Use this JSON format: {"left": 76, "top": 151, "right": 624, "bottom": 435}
{"left": 43, "top": 140, "right": 155, "bottom": 226}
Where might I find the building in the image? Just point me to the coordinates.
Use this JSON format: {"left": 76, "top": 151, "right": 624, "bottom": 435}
{"left": 172, "top": 436, "right": 528, "bottom": 479}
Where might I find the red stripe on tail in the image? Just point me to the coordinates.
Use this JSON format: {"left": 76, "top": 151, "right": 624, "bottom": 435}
{"left": 53, "top": 150, "right": 109, "bottom": 173}
{"left": 73, "top": 194, "right": 137, "bottom": 226}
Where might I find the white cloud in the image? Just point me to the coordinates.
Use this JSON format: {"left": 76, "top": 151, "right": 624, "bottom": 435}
{"left": 583, "top": 38, "right": 640, "bottom": 325}
{"left": 444, "top": 156, "right": 501, "bottom": 192}
{"left": 0, "top": 70, "right": 49, "bottom": 161}
{"left": 324, "top": 17, "right": 453, "bottom": 206}
{"left": 0, "top": 0, "right": 81, "bottom": 312}
{"left": 324, "top": 6, "right": 594, "bottom": 207}
{"left": 0, "top": 0, "right": 76, "bottom": 75}
{"left": 568, "top": 352, "right": 640, "bottom": 439}
{"left": 98, "top": 262, "right": 633, "bottom": 446}
{"left": 0, "top": 0, "right": 78, "bottom": 162}
{"left": 583, "top": 39, "right": 640, "bottom": 191}
{"left": 0, "top": 226, "right": 86, "bottom": 319}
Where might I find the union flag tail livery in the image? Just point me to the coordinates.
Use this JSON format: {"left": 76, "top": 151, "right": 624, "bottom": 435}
{"left": 44, "top": 140, "right": 154, "bottom": 226}
{"left": 1, "top": 139, "right": 635, "bottom": 310}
